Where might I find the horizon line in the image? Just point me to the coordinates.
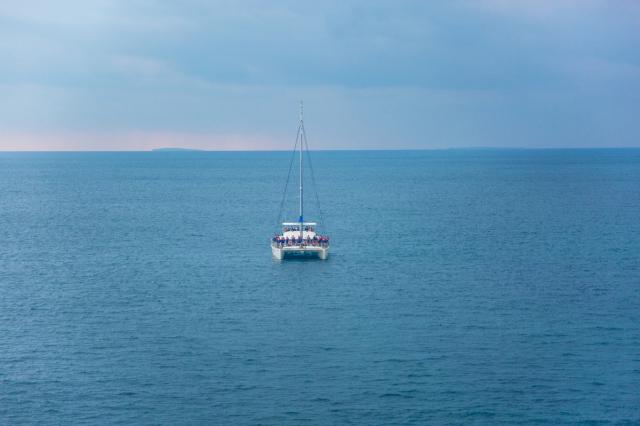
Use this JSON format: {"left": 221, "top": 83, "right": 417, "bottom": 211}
{"left": 1, "top": 146, "right": 640, "bottom": 153}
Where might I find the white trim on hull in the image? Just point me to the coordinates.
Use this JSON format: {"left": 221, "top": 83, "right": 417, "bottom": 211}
{"left": 272, "top": 244, "right": 328, "bottom": 260}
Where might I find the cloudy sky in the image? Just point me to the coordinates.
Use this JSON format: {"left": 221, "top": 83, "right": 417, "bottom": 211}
{"left": 1, "top": 0, "right": 639, "bottom": 150}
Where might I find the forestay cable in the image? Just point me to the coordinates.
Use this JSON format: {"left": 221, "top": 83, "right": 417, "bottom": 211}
{"left": 275, "top": 123, "right": 301, "bottom": 228}
{"left": 301, "top": 124, "right": 326, "bottom": 232}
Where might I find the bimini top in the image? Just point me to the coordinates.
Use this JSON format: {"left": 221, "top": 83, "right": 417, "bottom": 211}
{"left": 282, "top": 222, "right": 317, "bottom": 226}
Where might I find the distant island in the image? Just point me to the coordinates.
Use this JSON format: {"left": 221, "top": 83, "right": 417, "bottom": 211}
{"left": 151, "top": 147, "right": 204, "bottom": 152}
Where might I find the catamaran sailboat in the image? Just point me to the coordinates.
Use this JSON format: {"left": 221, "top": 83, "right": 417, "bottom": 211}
{"left": 271, "top": 102, "right": 329, "bottom": 260}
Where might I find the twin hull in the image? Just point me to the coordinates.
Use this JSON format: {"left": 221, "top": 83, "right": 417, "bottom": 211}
{"left": 271, "top": 245, "right": 328, "bottom": 260}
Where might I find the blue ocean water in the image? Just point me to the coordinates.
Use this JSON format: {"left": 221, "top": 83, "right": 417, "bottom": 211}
{"left": 0, "top": 149, "right": 639, "bottom": 424}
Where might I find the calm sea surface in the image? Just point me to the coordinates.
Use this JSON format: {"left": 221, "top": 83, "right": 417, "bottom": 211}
{"left": 1, "top": 150, "right": 639, "bottom": 424}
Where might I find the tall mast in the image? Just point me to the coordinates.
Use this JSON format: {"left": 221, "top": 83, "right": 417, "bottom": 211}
{"left": 299, "top": 101, "right": 304, "bottom": 240}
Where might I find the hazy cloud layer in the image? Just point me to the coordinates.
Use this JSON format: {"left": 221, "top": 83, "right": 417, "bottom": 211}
{"left": 1, "top": 0, "right": 639, "bottom": 150}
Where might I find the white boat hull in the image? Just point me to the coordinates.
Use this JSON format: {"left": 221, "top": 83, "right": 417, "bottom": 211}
{"left": 272, "top": 244, "right": 328, "bottom": 260}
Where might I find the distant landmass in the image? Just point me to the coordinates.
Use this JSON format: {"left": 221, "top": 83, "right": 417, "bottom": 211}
{"left": 151, "top": 147, "right": 204, "bottom": 152}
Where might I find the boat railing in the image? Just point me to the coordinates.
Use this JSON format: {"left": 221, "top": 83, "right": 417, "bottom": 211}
{"left": 271, "top": 238, "right": 329, "bottom": 248}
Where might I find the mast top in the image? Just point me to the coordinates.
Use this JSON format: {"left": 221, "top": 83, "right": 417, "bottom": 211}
{"left": 299, "top": 100, "right": 304, "bottom": 122}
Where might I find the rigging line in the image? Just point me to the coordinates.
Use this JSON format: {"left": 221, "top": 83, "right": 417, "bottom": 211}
{"left": 301, "top": 124, "right": 326, "bottom": 231}
{"left": 276, "top": 123, "right": 302, "bottom": 228}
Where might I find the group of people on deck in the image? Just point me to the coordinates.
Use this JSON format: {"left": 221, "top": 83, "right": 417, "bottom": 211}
{"left": 272, "top": 234, "right": 329, "bottom": 248}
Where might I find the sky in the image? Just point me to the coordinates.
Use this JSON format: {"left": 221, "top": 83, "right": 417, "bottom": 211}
{"left": 0, "top": 0, "right": 639, "bottom": 150}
